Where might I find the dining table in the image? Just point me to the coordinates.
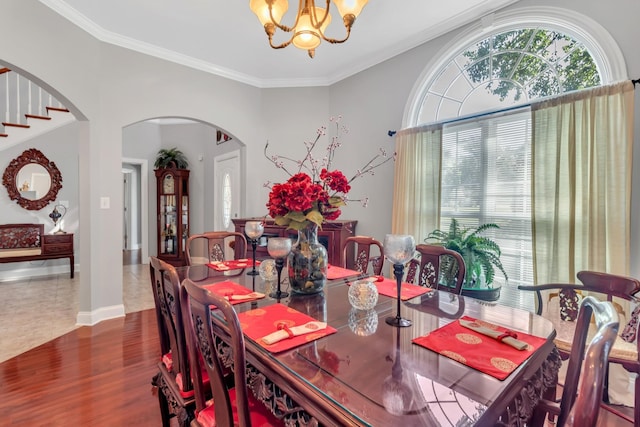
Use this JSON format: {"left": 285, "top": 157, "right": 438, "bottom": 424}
{"left": 176, "top": 263, "right": 561, "bottom": 427}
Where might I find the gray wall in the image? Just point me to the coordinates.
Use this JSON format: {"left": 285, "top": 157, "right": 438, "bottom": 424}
{"left": 0, "top": 0, "right": 638, "bottom": 320}
{"left": 0, "top": 121, "right": 80, "bottom": 279}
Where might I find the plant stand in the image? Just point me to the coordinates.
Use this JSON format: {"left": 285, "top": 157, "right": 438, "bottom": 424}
{"left": 461, "top": 285, "right": 501, "bottom": 302}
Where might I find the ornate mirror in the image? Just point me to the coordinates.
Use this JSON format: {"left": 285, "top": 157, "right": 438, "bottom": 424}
{"left": 2, "top": 148, "right": 63, "bottom": 210}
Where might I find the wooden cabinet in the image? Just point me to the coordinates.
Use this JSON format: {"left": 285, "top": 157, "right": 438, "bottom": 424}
{"left": 41, "top": 233, "right": 74, "bottom": 277}
{"left": 155, "top": 168, "right": 190, "bottom": 266}
{"left": 42, "top": 233, "right": 73, "bottom": 255}
{"left": 232, "top": 218, "right": 357, "bottom": 266}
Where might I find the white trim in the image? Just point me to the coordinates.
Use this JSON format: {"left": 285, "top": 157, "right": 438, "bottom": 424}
{"left": 39, "top": 0, "right": 520, "bottom": 88}
{"left": 76, "top": 304, "right": 125, "bottom": 326}
{"left": 403, "top": 6, "right": 628, "bottom": 128}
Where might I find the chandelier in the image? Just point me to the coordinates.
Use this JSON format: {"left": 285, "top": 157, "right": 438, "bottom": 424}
{"left": 249, "top": 0, "right": 369, "bottom": 58}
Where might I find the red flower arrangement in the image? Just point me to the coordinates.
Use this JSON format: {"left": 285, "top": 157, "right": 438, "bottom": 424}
{"left": 265, "top": 116, "right": 394, "bottom": 231}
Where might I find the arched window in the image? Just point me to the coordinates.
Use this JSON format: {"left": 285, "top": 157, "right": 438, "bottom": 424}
{"left": 402, "top": 9, "right": 625, "bottom": 310}
{"left": 416, "top": 27, "right": 601, "bottom": 124}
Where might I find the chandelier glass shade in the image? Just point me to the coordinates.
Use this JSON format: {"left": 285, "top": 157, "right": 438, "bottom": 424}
{"left": 249, "top": 0, "right": 369, "bottom": 58}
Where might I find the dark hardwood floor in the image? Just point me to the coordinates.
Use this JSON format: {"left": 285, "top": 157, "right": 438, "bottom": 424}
{"left": 0, "top": 291, "right": 633, "bottom": 426}
{"left": 0, "top": 309, "right": 164, "bottom": 426}
{"left": 124, "top": 248, "right": 142, "bottom": 265}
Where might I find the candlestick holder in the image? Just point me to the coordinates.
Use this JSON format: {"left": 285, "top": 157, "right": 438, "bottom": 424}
{"left": 383, "top": 234, "right": 416, "bottom": 328}
{"left": 267, "top": 237, "right": 291, "bottom": 299}
{"left": 245, "top": 221, "right": 264, "bottom": 276}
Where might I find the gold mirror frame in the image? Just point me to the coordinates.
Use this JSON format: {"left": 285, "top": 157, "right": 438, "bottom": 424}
{"left": 2, "top": 148, "right": 63, "bottom": 210}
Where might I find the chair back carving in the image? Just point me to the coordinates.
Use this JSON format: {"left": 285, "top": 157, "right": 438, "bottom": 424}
{"left": 341, "top": 236, "right": 384, "bottom": 275}
{"left": 406, "top": 244, "right": 466, "bottom": 295}
{"left": 181, "top": 278, "right": 250, "bottom": 426}
{"left": 533, "top": 296, "right": 619, "bottom": 427}
{"left": 520, "top": 270, "right": 640, "bottom": 426}
{"left": 149, "top": 256, "right": 194, "bottom": 392}
{"left": 186, "top": 231, "right": 247, "bottom": 265}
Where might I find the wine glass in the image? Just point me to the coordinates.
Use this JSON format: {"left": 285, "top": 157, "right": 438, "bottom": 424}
{"left": 267, "top": 237, "right": 291, "bottom": 299}
{"left": 245, "top": 221, "right": 264, "bottom": 276}
{"left": 383, "top": 234, "right": 416, "bottom": 327}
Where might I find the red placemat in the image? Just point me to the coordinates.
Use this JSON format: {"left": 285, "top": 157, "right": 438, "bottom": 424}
{"left": 412, "top": 315, "right": 547, "bottom": 380}
{"left": 238, "top": 303, "right": 337, "bottom": 353}
{"left": 207, "top": 259, "right": 260, "bottom": 271}
{"left": 327, "top": 265, "right": 361, "bottom": 280}
{"left": 202, "top": 281, "right": 264, "bottom": 305}
{"left": 376, "top": 277, "right": 431, "bottom": 300}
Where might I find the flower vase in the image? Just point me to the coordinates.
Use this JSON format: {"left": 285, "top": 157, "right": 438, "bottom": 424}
{"left": 287, "top": 224, "right": 328, "bottom": 294}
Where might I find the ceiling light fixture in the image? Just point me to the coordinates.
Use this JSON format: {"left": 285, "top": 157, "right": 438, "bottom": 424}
{"left": 249, "top": 0, "right": 369, "bottom": 58}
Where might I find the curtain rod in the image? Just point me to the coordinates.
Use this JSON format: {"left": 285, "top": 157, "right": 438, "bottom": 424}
{"left": 388, "top": 78, "right": 640, "bottom": 135}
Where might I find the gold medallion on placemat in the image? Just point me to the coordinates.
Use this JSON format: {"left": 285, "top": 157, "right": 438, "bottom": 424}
{"left": 490, "top": 357, "right": 517, "bottom": 373}
{"left": 441, "top": 350, "right": 466, "bottom": 364}
{"left": 456, "top": 333, "right": 482, "bottom": 345}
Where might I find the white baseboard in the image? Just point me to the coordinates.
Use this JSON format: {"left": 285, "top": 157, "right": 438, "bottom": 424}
{"left": 76, "top": 304, "right": 125, "bottom": 326}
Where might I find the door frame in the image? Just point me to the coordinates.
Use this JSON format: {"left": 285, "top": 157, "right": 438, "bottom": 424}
{"left": 213, "top": 149, "right": 241, "bottom": 230}
{"left": 122, "top": 157, "right": 149, "bottom": 263}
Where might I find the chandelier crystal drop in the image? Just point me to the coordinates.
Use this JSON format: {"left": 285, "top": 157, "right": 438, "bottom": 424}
{"left": 249, "top": 0, "right": 369, "bottom": 58}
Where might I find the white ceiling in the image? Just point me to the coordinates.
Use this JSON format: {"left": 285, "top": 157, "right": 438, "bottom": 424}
{"left": 41, "top": 0, "right": 520, "bottom": 88}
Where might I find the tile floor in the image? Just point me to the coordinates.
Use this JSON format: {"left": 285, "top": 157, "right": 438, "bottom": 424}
{"left": 0, "top": 262, "right": 154, "bottom": 363}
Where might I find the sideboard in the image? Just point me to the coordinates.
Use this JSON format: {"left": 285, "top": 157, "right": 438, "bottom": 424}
{"left": 232, "top": 218, "right": 357, "bottom": 266}
{"left": 0, "top": 223, "right": 74, "bottom": 278}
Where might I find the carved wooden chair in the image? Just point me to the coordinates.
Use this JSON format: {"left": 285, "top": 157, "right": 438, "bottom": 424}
{"left": 341, "top": 235, "right": 384, "bottom": 276}
{"left": 529, "top": 296, "right": 619, "bottom": 427}
{"left": 149, "top": 256, "right": 200, "bottom": 427}
{"left": 185, "top": 231, "right": 247, "bottom": 265}
{"left": 405, "top": 244, "right": 466, "bottom": 295}
{"left": 519, "top": 270, "right": 640, "bottom": 426}
{"left": 180, "top": 278, "right": 283, "bottom": 426}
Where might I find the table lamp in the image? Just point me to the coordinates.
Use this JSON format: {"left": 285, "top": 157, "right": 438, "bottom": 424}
{"left": 48, "top": 204, "right": 67, "bottom": 234}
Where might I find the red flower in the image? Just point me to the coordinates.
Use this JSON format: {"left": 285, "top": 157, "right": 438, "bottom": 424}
{"left": 266, "top": 173, "right": 332, "bottom": 220}
{"left": 264, "top": 116, "right": 394, "bottom": 230}
{"left": 322, "top": 208, "right": 341, "bottom": 221}
{"left": 320, "top": 169, "right": 351, "bottom": 193}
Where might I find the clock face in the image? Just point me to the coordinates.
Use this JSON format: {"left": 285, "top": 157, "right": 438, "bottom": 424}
{"left": 163, "top": 174, "right": 175, "bottom": 194}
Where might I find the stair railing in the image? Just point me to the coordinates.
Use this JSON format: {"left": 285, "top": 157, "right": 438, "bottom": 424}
{"left": 0, "top": 65, "right": 68, "bottom": 133}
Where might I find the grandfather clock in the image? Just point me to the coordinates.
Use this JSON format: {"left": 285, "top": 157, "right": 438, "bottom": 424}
{"left": 155, "top": 167, "right": 190, "bottom": 266}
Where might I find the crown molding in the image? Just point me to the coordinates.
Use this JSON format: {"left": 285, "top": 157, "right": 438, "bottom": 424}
{"left": 41, "top": 0, "right": 523, "bottom": 89}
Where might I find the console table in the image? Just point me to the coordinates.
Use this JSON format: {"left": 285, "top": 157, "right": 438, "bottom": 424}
{"left": 232, "top": 218, "right": 357, "bottom": 266}
{"left": 0, "top": 224, "right": 74, "bottom": 278}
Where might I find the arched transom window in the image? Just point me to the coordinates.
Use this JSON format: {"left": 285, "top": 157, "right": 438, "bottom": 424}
{"left": 416, "top": 27, "right": 601, "bottom": 124}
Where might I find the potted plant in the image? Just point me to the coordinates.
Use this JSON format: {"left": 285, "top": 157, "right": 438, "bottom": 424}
{"left": 426, "top": 218, "right": 508, "bottom": 301}
{"left": 154, "top": 147, "right": 189, "bottom": 169}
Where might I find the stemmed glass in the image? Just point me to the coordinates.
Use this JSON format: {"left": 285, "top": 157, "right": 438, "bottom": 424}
{"left": 245, "top": 221, "right": 264, "bottom": 276}
{"left": 383, "top": 234, "right": 416, "bottom": 327}
{"left": 267, "top": 237, "right": 291, "bottom": 299}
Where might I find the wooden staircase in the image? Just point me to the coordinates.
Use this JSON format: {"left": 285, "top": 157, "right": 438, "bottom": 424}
{"left": 0, "top": 67, "right": 72, "bottom": 148}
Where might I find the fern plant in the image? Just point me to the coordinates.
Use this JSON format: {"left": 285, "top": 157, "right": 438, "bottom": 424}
{"left": 426, "top": 219, "right": 508, "bottom": 288}
{"left": 154, "top": 147, "right": 189, "bottom": 169}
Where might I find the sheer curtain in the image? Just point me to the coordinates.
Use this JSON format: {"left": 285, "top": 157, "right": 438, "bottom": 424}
{"left": 531, "top": 81, "right": 635, "bottom": 285}
{"left": 391, "top": 125, "right": 442, "bottom": 240}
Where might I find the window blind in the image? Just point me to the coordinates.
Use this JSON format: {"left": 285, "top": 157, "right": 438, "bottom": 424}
{"left": 440, "top": 109, "right": 534, "bottom": 312}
